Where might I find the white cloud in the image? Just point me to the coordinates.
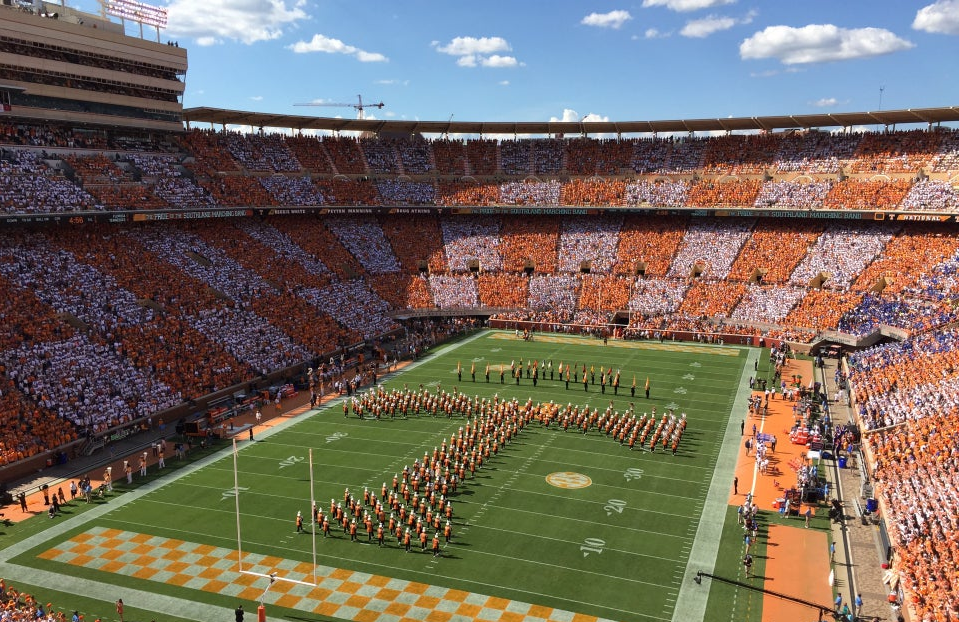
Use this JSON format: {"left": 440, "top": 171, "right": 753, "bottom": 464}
{"left": 811, "top": 97, "right": 838, "bottom": 107}
{"left": 681, "top": 15, "right": 736, "bottom": 37}
{"left": 549, "top": 109, "right": 610, "bottom": 123}
{"left": 482, "top": 55, "right": 520, "bottom": 67}
{"left": 583, "top": 112, "right": 610, "bottom": 122}
{"left": 644, "top": 27, "right": 670, "bottom": 38}
{"left": 643, "top": 0, "right": 735, "bottom": 12}
{"left": 581, "top": 10, "right": 633, "bottom": 29}
{"left": 681, "top": 10, "right": 754, "bottom": 38}
{"left": 250, "top": 95, "right": 264, "bottom": 101}
{"left": 740, "top": 24, "right": 914, "bottom": 64}
{"left": 498, "top": 80, "right": 510, "bottom": 86}
{"left": 433, "top": 36, "right": 522, "bottom": 68}
{"left": 356, "top": 50, "right": 388, "bottom": 62}
{"left": 167, "top": 0, "right": 307, "bottom": 45}
{"left": 549, "top": 109, "right": 614, "bottom": 138}
{"left": 375, "top": 79, "right": 410, "bottom": 86}
{"left": 551, "top": 109, "right": 580, "bottom": 123}
{"left": 288, "top": 34, "right": 388, "bottom": 62}
{"left": 291, "top": 34, "right": 349, "bottom": 54}
{"left": 434, "top": 36, "right": 511, "bottom": 56}
{"left": 913, "top": 0, "right": 959, "bottom": 35}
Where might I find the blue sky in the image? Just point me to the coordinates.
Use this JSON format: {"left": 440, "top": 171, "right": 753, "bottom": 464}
{"left": 72, "top": 0, "right": 959, "bottom": 128}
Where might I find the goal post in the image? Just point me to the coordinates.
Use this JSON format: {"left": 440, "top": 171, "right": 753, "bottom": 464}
{"left": 232, "top": 439, "right": 321, "bottom": 589}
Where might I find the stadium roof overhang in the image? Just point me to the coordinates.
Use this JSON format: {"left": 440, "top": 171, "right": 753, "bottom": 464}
{"left": 181, "top": 105, "right": 959, "bottom": 135}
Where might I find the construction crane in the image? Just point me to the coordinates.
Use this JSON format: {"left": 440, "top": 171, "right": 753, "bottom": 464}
{"left": 294, "top": 95, "right": 384, "bottom": 119}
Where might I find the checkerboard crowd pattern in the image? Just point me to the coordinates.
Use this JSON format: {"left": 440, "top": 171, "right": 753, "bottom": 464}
{"left": 40, "top": 527, "right": 612, "bottom": 622}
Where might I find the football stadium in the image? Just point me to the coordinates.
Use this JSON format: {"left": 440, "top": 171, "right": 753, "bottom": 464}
{"left": 0, "top": 2, "right": 958, "bottom": 622}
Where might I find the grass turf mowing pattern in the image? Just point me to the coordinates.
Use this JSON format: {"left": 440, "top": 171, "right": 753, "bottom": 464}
{"left": 13, "top": 331, "right": 748, "bottom": 622}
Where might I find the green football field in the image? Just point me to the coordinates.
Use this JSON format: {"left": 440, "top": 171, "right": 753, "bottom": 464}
{"left": 1, "top": 330, "right": 764, "bottom": 622}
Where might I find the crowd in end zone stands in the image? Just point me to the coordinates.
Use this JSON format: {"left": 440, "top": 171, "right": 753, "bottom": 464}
{"left": 3, "top": 122, "right": 959, "bottom": 619}
{"left": 4, "top": 122, "right": 959, "bottom": 213}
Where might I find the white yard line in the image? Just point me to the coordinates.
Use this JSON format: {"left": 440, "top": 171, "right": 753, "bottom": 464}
{"left": 670, "top": 348, "right": 758, "bottom": 622}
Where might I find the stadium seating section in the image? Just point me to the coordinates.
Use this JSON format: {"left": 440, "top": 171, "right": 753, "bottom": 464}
{"left": 3, "top": 123, "right": 959, "bottom": 213}
{"left": 2, "top": 121, "right": 959, "bottom": 619}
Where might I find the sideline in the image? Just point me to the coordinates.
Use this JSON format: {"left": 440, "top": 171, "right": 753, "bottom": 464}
{"left": 670, "top": 347, "right": 759, "bottom": 622}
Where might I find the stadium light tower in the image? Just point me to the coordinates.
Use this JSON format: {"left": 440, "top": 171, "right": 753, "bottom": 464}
{"left": 294, "top": 95, "right": 385, "bottom": 119}
{"left": 98, "top": 0, "right": 169, "bottom": 42}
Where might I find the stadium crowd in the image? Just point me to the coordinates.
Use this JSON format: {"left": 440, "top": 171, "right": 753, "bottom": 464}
{"left": 370, "top": 273, "right": 434, "bottom": 309}
{"left": 0, "top": 150, "right": 102, "bottom": 213}
{"left": 380, "top": 215, "right": 447, "bottom": 272}
{"left": 753, "top": 180, "right": 832, "bottom": 209}
{"left": 4, "top": 120, "right": 959, "bottom": 621}
{"left": 498, "top": 217, "right": 560, "bottom": 273}
{"left": 1, "top": 213, "right": 958, "bottom": 444}
{"left": 440, "top": 217, "right": 504, "bottom": 272}
{"left": 790, "top": 223, "right": 894, "bottom": 289}
{"left": 325, "top": 217, "right": 402, "bottom": 274}
{"left": 624, "top": 180, "right": 689, "bottom": 207}
{"left": 849, "top": 328, "right": 959, "bottom": 620}
{"left": 0, "top": 578, "right": 85, "bottom": 621}
{"left": 668, "top": 218, "right": 753, "bottom": 279}
{"left": 499, "top": 181, "right": 561, "bottom": 206}
{"left": 5, "top": 123, "right": 959, "bottom": 212}
{"left": 428, "top": 275, "right": 479, "bottom": 308}
{"left": 730, "top": 285, "right": 805, "bottom": 324}
{"left": 435, "top": 181, "right": 500, "bottom": 207}
{"left": 558, "top": 216, "right": 622, "bottom": 273}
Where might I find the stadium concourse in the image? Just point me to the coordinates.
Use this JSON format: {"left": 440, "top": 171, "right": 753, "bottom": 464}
{"left": 2, "top": 119, "right": 959, "bottom": 620}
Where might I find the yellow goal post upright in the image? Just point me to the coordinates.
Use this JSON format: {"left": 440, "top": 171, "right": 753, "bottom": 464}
{"left": 232, "top": 439, "right": 321, "bottom": 590}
